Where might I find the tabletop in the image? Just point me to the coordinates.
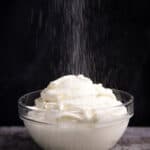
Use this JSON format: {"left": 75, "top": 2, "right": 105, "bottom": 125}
{"left": 0, "top": 127, "right": 150, "bottom": 150}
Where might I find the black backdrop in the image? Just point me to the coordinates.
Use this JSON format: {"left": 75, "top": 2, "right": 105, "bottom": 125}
{"left": 0, "top": 0, "right": 150, "bottom": 126}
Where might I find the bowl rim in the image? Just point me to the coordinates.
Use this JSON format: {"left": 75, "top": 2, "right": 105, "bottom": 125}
{"left": 18, "top": 89, "right": 134, "bottom": 126}
{"left": 18, "top": 89, "right": 134, "bottom": 111}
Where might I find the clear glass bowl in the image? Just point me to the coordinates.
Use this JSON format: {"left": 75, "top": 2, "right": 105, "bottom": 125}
{"left": 18, "top": 89, "right": 134, "bottom": 150}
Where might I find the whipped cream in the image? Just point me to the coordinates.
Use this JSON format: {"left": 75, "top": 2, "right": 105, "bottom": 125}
{"left": 24, "top": 75, "right": 132, "bottom": 150}
{"left": 31, "top": 75, "right": 127, "bottom": 123}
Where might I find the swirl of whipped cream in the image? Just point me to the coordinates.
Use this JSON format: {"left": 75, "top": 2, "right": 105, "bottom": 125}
{"left": 33, "top": 75, "right": 127, "bottom": 123}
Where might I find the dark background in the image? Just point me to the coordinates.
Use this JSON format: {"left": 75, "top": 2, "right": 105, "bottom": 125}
{"left": 0, "top": 0, "right": 150, "bottom": 126}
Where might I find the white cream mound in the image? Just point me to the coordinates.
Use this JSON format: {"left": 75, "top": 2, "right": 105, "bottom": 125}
{"left": 29, "top": 75, "right": 127, "bottom": 124}
{"left": 25, "top": 75, "right": 130, "bottom": 150}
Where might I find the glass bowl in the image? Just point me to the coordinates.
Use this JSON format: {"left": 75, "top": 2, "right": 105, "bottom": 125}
{"left": 18, "top": 89, "right": 134, "bottom": 150}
